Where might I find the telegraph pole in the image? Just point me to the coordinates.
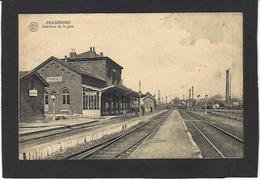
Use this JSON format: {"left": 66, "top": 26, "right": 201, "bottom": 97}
{"left": 139, "top": 80, "right": 142, "bottom": 117}
{"left": 162, "top": 97, "right": 164, "bottom": 109}
{"left": 166, "top": 96, "right": 168, "bottom": 109}
{"left": 158, "top": 90, "right": 161, "bottom": 110}
{"left": 205, "top": 94, "right": 208, "bottom": 115}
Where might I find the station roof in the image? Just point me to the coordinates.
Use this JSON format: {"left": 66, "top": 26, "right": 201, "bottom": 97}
{"left": 142, "top": 92, "right": 156, "bottom": 100}
{"left": 101, "top": 84, "right": 139, "bottom": 97}
{"left": 20, "top": 71, "right": 49, "bottom": 87}
{"left": 65, "top": 56, "right": 124, "bottom": 70}
{"left": 27, "top": 56, "right": 106, "bottom": 82}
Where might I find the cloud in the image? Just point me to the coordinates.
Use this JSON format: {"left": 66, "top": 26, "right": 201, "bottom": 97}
{"left": 162, "top": 13, "right": 242, "bottom": 46}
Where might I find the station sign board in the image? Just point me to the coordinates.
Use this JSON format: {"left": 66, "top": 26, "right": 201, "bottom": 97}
{"left": 29, "top": 89, "right": 38, "bottom": 97}
{"left": 46, "top": 76, "right": 62, "bottom": 82}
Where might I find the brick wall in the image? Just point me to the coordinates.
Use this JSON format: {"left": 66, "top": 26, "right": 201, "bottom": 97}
{"left": 20, "top": 75, "right": 46, "bottom": 122}
{"left": 37, "top": 60, "right": 83, "bottom": 115}
{"left": 70, "top": 60, "right": 123, "bottom": 86}
{"left": 70, "top": 60, "right": 106, "bottom": 80}
{"left": 106, "top": 60, "right": 122, "bottom": 86}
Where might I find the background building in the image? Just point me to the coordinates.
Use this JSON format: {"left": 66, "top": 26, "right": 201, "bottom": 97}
{"left": 141, "top": 92, "right": 157, "bottom": 112}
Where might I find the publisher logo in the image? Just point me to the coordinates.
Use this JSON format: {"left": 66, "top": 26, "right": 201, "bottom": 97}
{"left": 29, "top": 22, "right": 38, "bottom": 32}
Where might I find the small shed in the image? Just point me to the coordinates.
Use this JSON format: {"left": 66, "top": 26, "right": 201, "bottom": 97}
{"left": 141, "top": 92, "right": 156, "bottom": 112}
{"left": 20, "top": 72, "right": 49, "bottom": 122}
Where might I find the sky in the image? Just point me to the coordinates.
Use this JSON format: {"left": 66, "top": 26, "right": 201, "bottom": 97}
{"left": 19, "top": 13, "right": 243, "bottom": 100}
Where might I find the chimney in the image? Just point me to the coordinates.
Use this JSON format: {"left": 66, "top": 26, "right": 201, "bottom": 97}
{"left": 88, "top": 47, "right": 96, "bottom": 58}
{"left": 192, "top": 86, "right": 194, "bottom": 99}
{"left": 226, "top": 69, "right": 230, "bottom": 102}
{"left": 69, "top": 48, "right": 77, "bottom": 58}
{"left": 100, "top": 52, "right": 103, "bottom": 56}
{"left": 189, "top": 88, "right": 191, "bottom": 99}
{"left": 64, "top": 56, "right": 68, "bottom": 62}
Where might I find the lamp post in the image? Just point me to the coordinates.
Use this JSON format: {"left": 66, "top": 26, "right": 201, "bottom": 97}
{"left": 51, "top": 88, "right": 57, "bottom": 121}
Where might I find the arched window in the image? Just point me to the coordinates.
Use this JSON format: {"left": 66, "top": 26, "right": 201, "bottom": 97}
{"left": 62, "top": 88, "right": 70, "bottom": 105}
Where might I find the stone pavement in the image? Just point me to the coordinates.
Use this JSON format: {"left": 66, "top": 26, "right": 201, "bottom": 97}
{"left": 130, "top": 110, "right": 202, "bottom": 159}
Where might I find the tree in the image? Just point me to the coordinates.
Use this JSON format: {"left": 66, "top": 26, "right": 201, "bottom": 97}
{"left": 173, "top": 97, "right": 180, "bottom": 105}
{"left": 210, "top": 94, "right": 223, "bottom": 101}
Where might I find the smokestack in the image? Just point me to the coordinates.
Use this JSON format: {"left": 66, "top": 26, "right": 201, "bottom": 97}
{"left": 93, "top": 47, "right": 95, "bottom": 52}
{"left": 100, "top": 52, "right": 103, "bottom": 56}
{"left": 90, "top": 47, "right": 93, "bottom": 51}
{"left": 192, "top": 86, "right": 194, "bottom": 99}
{"left": 189, "top": 88, "right": 191, "bottom": 99}
{"left": 226, "top": 69, "right": 230, "bottom": 102}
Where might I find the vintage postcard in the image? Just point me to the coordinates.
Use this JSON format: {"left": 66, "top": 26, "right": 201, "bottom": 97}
{"left": 18, "top": 13, "right": 244, "bottom": 160}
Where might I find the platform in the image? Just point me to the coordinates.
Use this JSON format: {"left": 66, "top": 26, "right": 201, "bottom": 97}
{"left": 19, "top": 113, "right": 135, "bottom": 135}
{"left": 130, "top": 110, "right": 202, "bottom": 159}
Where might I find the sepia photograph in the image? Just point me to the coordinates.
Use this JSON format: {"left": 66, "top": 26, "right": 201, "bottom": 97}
{"left": 18, "top": 13, "right": 244, "bottom": 160}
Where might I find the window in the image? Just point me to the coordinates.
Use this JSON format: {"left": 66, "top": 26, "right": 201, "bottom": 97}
{"left": 96, "top": 92, "right": 99, "bottom": 109}
{"left": 94, "top": 96, "right": 97, "bottom": 110}
{"left": 90, "top": 96, "right": 93, "bottom": 110}
{"left": 82, "top": 87, "right": 99, "bottom": 110}
{"left": 62, "top": 88, "right": 70, "bottom": 105}
{"left": 44, "top": 90, "right": 48, "bottom": 105}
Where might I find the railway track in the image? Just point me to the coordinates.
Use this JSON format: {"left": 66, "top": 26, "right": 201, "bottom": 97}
{"left": 183, "top": 110, "right": 244, "bottom": 139}
{"left": 19, "top": 121, "right": 98, "bottom": 143}
{"left": 194, "top": 110, "right": 243, "bottom": 121}
{"left": 19, "top": 115, "right": 136, "bottom": 145}
{"left": 208, "top": 111, "right": 243, "bottom": 121}
{"left": 62, "top": 110, "right": 171, "bottom": 160}
{"left": 179, "top": 110, "right": 243, "bottom": 158}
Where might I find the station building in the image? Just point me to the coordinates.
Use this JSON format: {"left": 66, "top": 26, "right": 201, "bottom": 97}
{"left": 141, "top": 92, "right": 157, "bottom": 112}
{"left": 20, "top": 47, "right": 139, "bottom": 119}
